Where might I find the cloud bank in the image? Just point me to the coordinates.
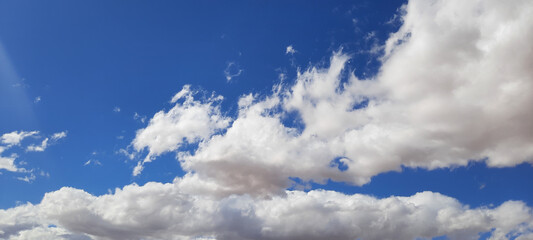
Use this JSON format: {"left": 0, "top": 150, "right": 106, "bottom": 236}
{"left": 1, "top": 182, "right": 532, "bottom": 240}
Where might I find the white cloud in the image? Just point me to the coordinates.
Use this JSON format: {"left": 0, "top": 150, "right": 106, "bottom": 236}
{"left": 0, "top": 153, "right": 21, "bottom": 172}
{"left": 1, "top": 130, "right": 67, "bottom": 173}
{"left": 1, "top": 131, "right": 38, "bottom": 147}
{"left": 26, "top": 138, "right": 48, "bottom": 152}
{"left": 285, "top": 45, "right": 296, "bottom": 55}
{"left": 16, "top": 173, "right": 36, "bottom": 183}
{"left": 224, "top": 62, "right": 243, "bottom": 82}
{"left": 27, "top": 131, "right": 67, "bottom": 152}
{"left": 83, "top": 159, "right": 101, "bottom": 166}
{"left": 2, "top": 0, "right": 533, "bottom": 239}
{"left": 117, "top": 148, "right": 135, "bottom": 161}
{"left": 128, "top": 0, "right": 533, "bottom": 197}
{"left": 34, "top": 96, "right": 41, "bottom": 103}
{"left": 113, "top": 107, "right": 121, "bottom": 113}
{"left": 0, "top": 182, "right": 531, "bottom": 240}
{"left": 51, "top": 131, "right": 67, "bottom": 141}
{"left": 132, "top": 85, "right": 231, "bottom": 176}
{"left": 0, "top": 203, "right": 90, "bottom": 240}
{"left": 133, "top": 112, "right": 146, "bottom": 123}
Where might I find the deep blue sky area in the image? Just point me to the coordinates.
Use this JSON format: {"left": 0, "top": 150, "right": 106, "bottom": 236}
{"left": 0, "top": 0, "right": 532, "bottom": 216}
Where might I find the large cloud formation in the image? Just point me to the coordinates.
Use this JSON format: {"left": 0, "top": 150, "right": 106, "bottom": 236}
{"left": 1, "top": 182, "right": 532, "bottom": 240}
{"left": 133, "top": 0, "right": 533, "bottom": 197}
{"left": 2, "top": 0, "right": 533, "bottom": 239}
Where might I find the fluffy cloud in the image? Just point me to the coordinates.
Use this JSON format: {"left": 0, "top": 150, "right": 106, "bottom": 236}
{"left": 285, "top": 45, "right": 296, "bottom": 55}
{"left": 1, "top": 131, "right": 67, "bottom": 173}
{"left": 130, "top": 0, "right": 533, "bottom": 197}
{"left": 3, "top": 0, "right": 533, "bottom": 239}
{"left": 1, "top": 131, "right": 38, "bottom": 147}
{"left": 1, "top": 181, "right": 532, "bottom": 240}
{"left": 0, "top": 152, "right": 20, "bottom": 172}
{"left": 132, "top": 85, "right": 231, "bottom": 176}
{"left": 0, "top": 131, "right": 38, "bottom": 172}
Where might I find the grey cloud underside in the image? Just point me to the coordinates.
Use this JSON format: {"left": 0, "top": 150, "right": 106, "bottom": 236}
{"left": 1, "top": 183, "right": 532, "bottom": 240}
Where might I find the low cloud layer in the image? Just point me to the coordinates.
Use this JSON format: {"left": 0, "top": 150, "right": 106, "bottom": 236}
{"left": 1, "top": 181, "right": 532, "bottom": 240}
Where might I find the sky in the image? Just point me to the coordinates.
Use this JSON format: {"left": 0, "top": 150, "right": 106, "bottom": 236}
{"left": 1, "top": 0, "right": 533, "bottom": 239}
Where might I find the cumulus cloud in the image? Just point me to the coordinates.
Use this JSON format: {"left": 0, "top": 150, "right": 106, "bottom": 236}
{"left": 1, "top": 131, "right": 67, "bottom": 173}
{"left": 0, "top": 153, "right": 21, "bottom": 172}
{"left": 0, "top": 181, "right": 532, "bottom": 240}
{"left": 129, "top": 0, "right": 533, "bottom": 197}
{"left": 1, "top": 131, "right": 38, "bottom": 147}
{"left": 26, "top": 138, "right": 49, "bottom": 152}
{"left": 2, "top": 0, "right": 533, "bottom": 239}
{"left": 132, "top": 85, "right": 231, "bottom": 176}
{"left": 0, "top": 131, "right": 38, "bottom": 172}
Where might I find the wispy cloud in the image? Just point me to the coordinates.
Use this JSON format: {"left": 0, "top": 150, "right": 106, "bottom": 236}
{"left": 16, "top": 173, "right": 36, "bottom": 183}
{"left": 224, "top": 62, "right": 243, "bottom": 82}
{"left": 84, "top": 159, "right": 102, "bottom": 166}
{"left": 26, "top": 131, "right": 67, "bottom": 152}
{"left": 133, "top": 112, "right": 146, "bottom": 123}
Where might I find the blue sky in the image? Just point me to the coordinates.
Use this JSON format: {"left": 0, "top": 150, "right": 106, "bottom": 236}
{"left": 1, "top": 0, "right": 533, "bottom": 239}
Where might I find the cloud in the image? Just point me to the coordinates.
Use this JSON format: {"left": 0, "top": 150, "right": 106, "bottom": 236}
{"left": 224, "top": 62, "right": 243, "bottom": 82}
{"left": 51, "top": 131, "right": 67, "bottom": 141}
{"left": 113, "top": 107, "right": 121, "bottom": 113}
{"left": 285, "top": 45, "right": 296, "bottom": 55}
{"left": 1, "top": 131, "right": 39, "bottom": 147}
{"left": 125, "top": 0, "right": 533, "bottom": 197}
{"left": 0, "top": 131, "right": 38, "bottom": 172}
{"left": 132, "top": 85, "right": 231, "bottom": 176}
{"left": 34, "top": 96, "right": 41, "bottom": 103}
{"left": 1, "top": 131, "right": 67, "bottom": 173}
{"left": 16, "top": 173, "right": 36, "bottom": 183}
{"left": 83, "top": 159, "right": 101, "bottom": 166}
{"left": 0, "top": 153, "right": 21, "bottom": 172}
{"left": 2, "top": 0, "right": 533, "bottom": 239}
{"left": 27, "top": 131, "right": 67, "bottom": 152}
{"left": 0, "top": 181, "right": 532, "bottom": 240}
{"left": 133, "top": 112, "right": 146, "bottom": 123}
{"left": 0, "top": 203, "right": 90, "bottom": 240}
{"left": 26, "top": 138, "right": 49, "bottom": 152}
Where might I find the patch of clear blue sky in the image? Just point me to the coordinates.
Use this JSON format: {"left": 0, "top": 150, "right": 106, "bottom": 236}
{"left": 0, "top": 0, "right": 532, "bottom": 212}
